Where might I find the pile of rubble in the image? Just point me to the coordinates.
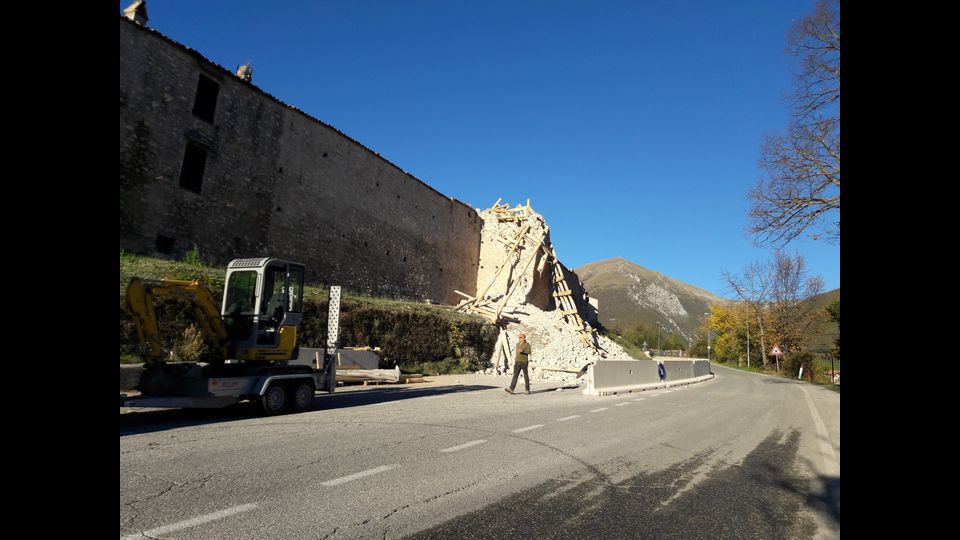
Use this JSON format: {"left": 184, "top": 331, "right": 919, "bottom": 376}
{"left": 453, "top": 199, "right": 636, "bottom": 382}
{"left": 486, "top": 304, "right": 635, "bottom": 381}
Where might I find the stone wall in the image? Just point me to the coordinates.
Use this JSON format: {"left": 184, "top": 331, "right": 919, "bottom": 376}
{"left": 119, "top": 17, "right": 481, "bottom": 303}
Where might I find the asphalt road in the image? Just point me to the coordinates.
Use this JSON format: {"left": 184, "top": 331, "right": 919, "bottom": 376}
{"left": 119, "top": 364, "right": 840, "bottom": 539}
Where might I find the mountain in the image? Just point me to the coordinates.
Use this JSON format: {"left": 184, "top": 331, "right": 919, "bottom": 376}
{"left": 801, "top": 288, "right": 840, "bottom": 353}
{"left": 576, "top": 257, "right": 727, "bottom": 342}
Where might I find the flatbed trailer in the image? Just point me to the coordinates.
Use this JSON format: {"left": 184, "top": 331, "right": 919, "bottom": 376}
{"left": 120, "top": 351, "right": 337, "bottom": 414}
{"left": 121, "top": 259, "right": 344, "bottom": 416}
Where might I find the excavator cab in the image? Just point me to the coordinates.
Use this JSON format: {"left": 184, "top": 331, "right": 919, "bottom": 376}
{"left": 221, "top": 257, "right": 305, "bottom": 361}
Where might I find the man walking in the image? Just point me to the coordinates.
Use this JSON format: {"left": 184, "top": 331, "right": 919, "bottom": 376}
{"left": 505, "top": 333, "right": 532, "bottom": 395}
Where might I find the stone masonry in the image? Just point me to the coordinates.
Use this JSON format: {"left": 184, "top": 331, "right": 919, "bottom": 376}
{"left": 119, "top": 17, "right": 481, "bottom": 303}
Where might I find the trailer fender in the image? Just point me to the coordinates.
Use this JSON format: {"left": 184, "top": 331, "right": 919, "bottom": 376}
{"left": 253, "top": 374, "right": 315, "bottom": 396}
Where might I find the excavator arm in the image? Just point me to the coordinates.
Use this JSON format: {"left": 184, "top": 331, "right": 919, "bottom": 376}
{"left": 125, "top": 277, "right": 230, "bottom": 366}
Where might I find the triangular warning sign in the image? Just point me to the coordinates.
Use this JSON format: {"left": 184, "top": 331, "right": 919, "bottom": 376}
{"left": 771, "top": 345, "right": 783, "bottom": 356}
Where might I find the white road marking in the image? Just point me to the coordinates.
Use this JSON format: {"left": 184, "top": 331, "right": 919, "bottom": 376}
{"left": 632, "top": 398, "right": 646, "bottom": 401}
{"left": 512, "top": 424, "right": 545, "bottom": 433}
{"left": 440, "top": 439, "right": 488, "bottom": 453}
{"left": 799, "top": 386, "right": 839, "bottom": 476}
{"left": 424, "top": 395, "right": 448, "bottom": 400}
{"left": 557, "top": 415, "right": 580, "bottom": 422}
{"left": 589, "top": 407, "right": 609, "bottom": 413}
{"left": 321, "top": 465, "right": 399, "bottom": 486}
{"left": 615, "top": 402, "right": 631, "bottom": 407}
{"left": 120, "top": 503, "right": 258, "bottom": 540}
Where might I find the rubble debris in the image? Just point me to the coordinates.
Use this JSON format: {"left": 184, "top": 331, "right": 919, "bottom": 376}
{"left": 457, "top": 200, "right": 593, "bottom": 346}
{"left": 337, "top": 366, "right": 401, "bottom": 384}
{"left": 454, "top": 199, "right": 638, "bottom": 382}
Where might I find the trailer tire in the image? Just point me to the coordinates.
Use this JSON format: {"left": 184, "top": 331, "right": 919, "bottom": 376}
{"left": 260, "top": 384, "right": 287, "bottom": 415}
{"left": 290, "top": 381, "right": 315, "bottom": 412}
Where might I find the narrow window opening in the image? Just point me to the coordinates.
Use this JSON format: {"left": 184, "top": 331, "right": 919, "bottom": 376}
{"left": 192, "top": 74, "right": 219, "bottom": 123}
{"left": 155, "top": 234, "right": 175, "bottom": 255}
{"left": 179, "top": 141, "right": 208, "bottom": 193}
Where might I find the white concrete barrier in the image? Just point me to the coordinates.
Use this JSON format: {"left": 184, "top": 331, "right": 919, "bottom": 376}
{"left": 584, "top": 359, "right": 713, "bottom": 396}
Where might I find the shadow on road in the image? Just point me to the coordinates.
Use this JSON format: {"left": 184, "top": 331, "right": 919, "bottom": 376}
{"left": 527, "top": 384, "right": 580, "bottom": 395}
{"left": 761, "top": 378, "right": 805, "bottom": 385}
{"left": 403, "top": 429, "right": 839, "bottom": 539}
{"left": 119, "top": 384, "right": 496, "bottom": 436}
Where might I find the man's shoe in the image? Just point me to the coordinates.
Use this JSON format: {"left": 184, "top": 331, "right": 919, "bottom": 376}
{"left": 504, "top": 388, "right": 514, "bottom": 394}
{"left": 524, "top": 390, "right": 530, "bottom": 395}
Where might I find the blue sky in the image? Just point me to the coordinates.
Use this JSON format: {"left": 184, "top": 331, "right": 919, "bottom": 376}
{"left": 129, "top": 0, "right": 839, "bottom": 298}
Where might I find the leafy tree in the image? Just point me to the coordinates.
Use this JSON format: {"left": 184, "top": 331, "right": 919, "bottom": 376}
{"left": 704, "top": 304, "right": 748, "bottom": 363}
{"left": 748, "top": 0, "right": 839, "bottom": 247}
{"left": 825, "top": 299, "right": 840, "bottom": 360}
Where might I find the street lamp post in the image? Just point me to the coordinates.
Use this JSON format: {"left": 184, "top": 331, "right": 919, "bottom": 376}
{"left": 704, "top": 313, "right": 711, "bottom": 361}
{"left": 656, "top": 322, "right": 663, "bottom": 352}
{"left": 746, "top": 320, "right": 750, "bottom": 368}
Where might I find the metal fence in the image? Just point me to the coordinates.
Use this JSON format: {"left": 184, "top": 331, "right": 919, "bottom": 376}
{"left": 650, "top": 350, "right": 686, "bottom": 358}
{"left": 809, "top": 353, "right": 840, "bottom": 385}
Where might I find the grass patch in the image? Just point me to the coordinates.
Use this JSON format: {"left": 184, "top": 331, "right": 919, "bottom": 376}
{"left": 120, "top": 251, "right": 225, "bottom": 297}
{"left": 120, "top": 353, "right": 143, "bottom": 365}
{"left": 602, "top": 330, "right": 651, "bottom": 361}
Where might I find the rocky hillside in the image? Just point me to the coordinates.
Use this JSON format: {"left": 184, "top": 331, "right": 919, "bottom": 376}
{"left": 576, "top": 257, "right": 727, "bottom": 342}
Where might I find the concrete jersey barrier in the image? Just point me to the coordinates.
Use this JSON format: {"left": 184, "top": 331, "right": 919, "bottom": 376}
{"left": 584, "top": 359, "right": 713, "bottom": 396}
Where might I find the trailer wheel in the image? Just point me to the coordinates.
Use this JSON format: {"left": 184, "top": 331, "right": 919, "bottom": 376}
{"left": 260, "top": 384, "right": 287, "bottom": 415}
{"left": 290, "top": 381, "right": 315, "bottom": 412}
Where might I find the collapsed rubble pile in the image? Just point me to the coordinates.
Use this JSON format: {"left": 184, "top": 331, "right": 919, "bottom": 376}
{"left": 489, "top": 304, "right": 635, "bottom": 381}
{"left": 453, "top": 199, "right": 638, "bottom": 382}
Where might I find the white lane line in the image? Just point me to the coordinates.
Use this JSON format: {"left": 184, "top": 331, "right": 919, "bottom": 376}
{"left": 661, "top": 390, "right": 672, "bottom": 394}
{"left": 799, "top": 386, "right": 839, "bottom": 477}
{"left": 615, "top": 402, "right": 631, "bottom": 407}
{"left": 440, "top": 439, "right": 488, "bottom": 453}
{"left": 424, "top": 395, "right": 448, "bottom": 400}
{"left": 649, "top": 394, "right": 661, "bottom": 397}
{"left": 321, "top": 465, "right": 399, "bottom": 486}
{"left": 512, "top": 424, "right": 545, "bottom": 433}
{"left": 557, "top": 415, "right": 580, "bottom": 422}
{"left": 589, "top": 407, "right": 609, "bottom": 413}
{"left": 120, "top": 503, "right": 258, "bottom": 540}
{"left": 632, "top": 398, "right": 646, "bottom": 401}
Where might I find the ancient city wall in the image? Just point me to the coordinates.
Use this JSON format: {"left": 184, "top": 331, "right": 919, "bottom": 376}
{"left": 119, "top": 17, "right": 481, "bottom": 303}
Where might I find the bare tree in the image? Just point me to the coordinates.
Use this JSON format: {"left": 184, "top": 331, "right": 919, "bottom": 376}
{"left": 724, "top": 252, "right": 824, "bottom": 370}
{"left": 748, "top": 0, "right": 839, "bottom": 247}
{"left": 723, "top": 262, "right": 772, "bottom": 369}
{"left": 767, "top": 251, "right": 824, "bottom": 357}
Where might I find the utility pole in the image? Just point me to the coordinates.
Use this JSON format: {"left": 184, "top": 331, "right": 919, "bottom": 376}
{"left": 703, "top": 312, "right": 711, "bottom": 361}
{"left": 746, "top": 320, "right": 750, "bottom": 368}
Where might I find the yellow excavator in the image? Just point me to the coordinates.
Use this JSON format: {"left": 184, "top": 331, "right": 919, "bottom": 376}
{"left": 123, "top": 257, "right": 340, "bottom": 415}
